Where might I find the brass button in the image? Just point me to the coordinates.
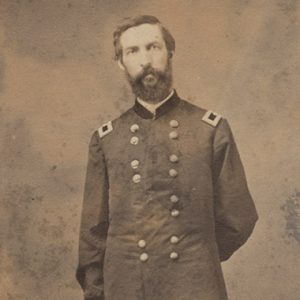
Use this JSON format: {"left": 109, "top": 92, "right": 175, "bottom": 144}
{"left": 130, "top": 136, "right": 139, "bottom": 145}
{"left": 169, "top": 154, "right": 179, "bottom": 163}
{"left": 131, "top": 160, "right": 140, "bottom": 169}
{"left": 140, "top": 253, "right": 149, "bottom": 262}
{"left": 169, "top": 120, "right": 179, "bottom": 128}
{"left": 130, "top": 124, "right": 139, "bottom": 133}
{"left": 132, "top": 174, "right": 141, "bottom": 183}
{"left": 170, "top": 236, "right": 179, "bottom": 244}
{"left": 138, "top": 240, "right": 146, "bottom": 248}
{"left": 171, "top": 209, "right": 180, "bottom": 217}
{"left": 170, "top": 252, "right": 179, "bottom": 260}
{"left": 169, "top": 169, "right": 178, "bottom": 177}
{"left": 170, "top": 195, "right": 179, "bottom": 203}
{"left": 169, "top": 131, "right": 178, "bottom": 139}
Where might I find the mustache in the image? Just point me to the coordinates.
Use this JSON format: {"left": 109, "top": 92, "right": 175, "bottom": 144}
{"left": 134, "top": 65, "right": 161, "bottom": 82}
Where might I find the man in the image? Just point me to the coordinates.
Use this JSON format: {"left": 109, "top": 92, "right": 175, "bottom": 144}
{"left": 76, "top": 15, "right": 258, "bottom": 300}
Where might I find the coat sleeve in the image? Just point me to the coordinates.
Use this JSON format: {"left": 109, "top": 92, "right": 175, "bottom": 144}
{"left": 212, "top": 118, "right": 258, "bottom": 262}
{"left": 76, "top": 131, "right": 109, "bottom": 300}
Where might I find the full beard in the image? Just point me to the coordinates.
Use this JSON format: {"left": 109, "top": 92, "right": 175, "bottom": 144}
{"left": 126, "top": 60, "right": 173, "bottom": 103}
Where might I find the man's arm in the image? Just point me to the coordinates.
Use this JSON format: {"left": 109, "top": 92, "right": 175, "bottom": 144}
{"left": 212, "top": 119, "right": 258, "bottom": 262}
{"left": 76, "top": 131, "right": 109, "bottom": 300}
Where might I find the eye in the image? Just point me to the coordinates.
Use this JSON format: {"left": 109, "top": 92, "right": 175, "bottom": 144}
{"left": 151, "top": 44, "right": 159, "bottom": 50}
{"left": 147, "top": 43, "right": 161, "bottom": 51}
{"left": 126, "top": 48, "right": 137, "bottom": 55}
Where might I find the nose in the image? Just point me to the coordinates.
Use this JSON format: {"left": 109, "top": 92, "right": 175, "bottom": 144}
{"left": 139, "top": 49, "right": 152, "bottom": 68}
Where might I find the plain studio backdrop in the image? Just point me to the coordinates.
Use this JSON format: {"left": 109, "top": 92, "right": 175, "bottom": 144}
{"left": 0, "top": 1, "right": 299, "bottom": 299}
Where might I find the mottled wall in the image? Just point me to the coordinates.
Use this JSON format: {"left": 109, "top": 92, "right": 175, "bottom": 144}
{"left": 0, "top": 1, "right": 299, "bottom": 299}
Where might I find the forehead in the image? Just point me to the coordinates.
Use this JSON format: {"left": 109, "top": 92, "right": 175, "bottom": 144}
{"left": 120, "top": 23, "right": 164, "bottom": 48}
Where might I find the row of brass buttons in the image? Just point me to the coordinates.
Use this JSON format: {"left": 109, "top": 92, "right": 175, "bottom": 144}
{"left": 138, "top": 235, "right": 180, "bottom": 262}
{"left": 130, "top": 120, "right": 181, "bottom": 262}
{"left": 139, "top": 252, "right": 179, "bottom": 262}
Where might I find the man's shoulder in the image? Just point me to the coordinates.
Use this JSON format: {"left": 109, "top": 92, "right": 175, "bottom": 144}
{"left": 178, "top": 98, "right": 206, "bottom": 116}
{"left": 178, "top": 98, "right": 222, "bottom": 128}
{"left": 95, "top": 107, "right": 134, "bottom": 140}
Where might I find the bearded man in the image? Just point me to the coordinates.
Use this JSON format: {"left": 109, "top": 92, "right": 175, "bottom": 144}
{"left": 76, "top": 15, "right": 258, "bottom": 300}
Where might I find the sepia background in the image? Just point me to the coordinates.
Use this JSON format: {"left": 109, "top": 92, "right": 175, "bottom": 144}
{"left": 0, "top": 0, "right": 299, "bottom": 299}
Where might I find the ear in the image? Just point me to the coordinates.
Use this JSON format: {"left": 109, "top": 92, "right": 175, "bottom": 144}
{"left": 169, "top": 51, "right": 174, "bottom": 59}
{"left": 118, "top": 59, "right": 125, "bottom": 71}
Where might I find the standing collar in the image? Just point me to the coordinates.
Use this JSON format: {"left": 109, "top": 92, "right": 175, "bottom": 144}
{"left": 137, "top": 89, "right": 175, "bottom": 114}
{"left": 133, "top": 89, "right": 180, "bottom": 119}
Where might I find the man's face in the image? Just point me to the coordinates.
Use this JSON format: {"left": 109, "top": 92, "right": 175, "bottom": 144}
{"left": 119, "top": 23, "right": 173, "bottom": 102}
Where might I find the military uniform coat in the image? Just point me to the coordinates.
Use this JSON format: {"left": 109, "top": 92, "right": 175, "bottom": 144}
{"left": 76, "top": 91, "right": 258, "bottom": 300}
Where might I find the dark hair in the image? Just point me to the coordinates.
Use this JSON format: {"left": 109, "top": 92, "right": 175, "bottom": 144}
{"left": 113, "top": 15, "right": 175, "bottom": 61}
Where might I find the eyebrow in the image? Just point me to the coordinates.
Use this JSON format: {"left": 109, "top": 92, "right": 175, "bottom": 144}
{"left": 124, "top": 41, "right": 162, "bottom": 52}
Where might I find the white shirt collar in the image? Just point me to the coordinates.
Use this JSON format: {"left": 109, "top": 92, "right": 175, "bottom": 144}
{"left": 137, "top": 89, "right": 175, "bottom": 115}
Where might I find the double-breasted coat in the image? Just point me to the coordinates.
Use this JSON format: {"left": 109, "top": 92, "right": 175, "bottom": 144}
{"left": 76, "top": 91, "right": 258, "bottom": 300}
